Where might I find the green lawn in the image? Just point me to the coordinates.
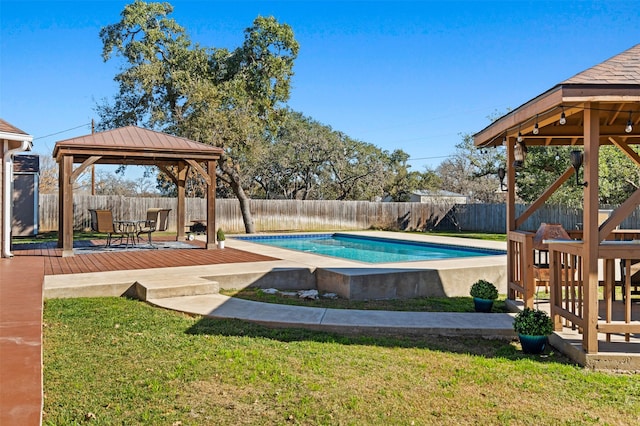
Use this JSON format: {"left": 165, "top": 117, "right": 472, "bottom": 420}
{"left": 43, "top": 297, "right": 640, "bottom": 425}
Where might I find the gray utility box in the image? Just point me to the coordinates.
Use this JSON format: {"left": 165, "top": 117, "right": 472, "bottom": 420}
{"left": 12, "top": 155, "right": 40, "bottom": 236}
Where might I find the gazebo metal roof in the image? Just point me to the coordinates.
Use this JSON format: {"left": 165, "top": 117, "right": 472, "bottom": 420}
{"left": 53, "top": 126, "right": 223, "bottom": 165}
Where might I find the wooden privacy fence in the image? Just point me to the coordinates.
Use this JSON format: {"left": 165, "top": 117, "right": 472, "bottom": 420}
{"left": 36, "top": 195, "right": 640, "bottom": 234}
{"left": 38, "top": 195, "right": 455, "bottom": 234}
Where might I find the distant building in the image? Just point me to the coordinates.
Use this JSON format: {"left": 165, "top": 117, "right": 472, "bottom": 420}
{"left": 1, "top": 118, "right": 33, "bottom": 257}
{"left": 385, "top": 190, "right": 468, "bottom": 204}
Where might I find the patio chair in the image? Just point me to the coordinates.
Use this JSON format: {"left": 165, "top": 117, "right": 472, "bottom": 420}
{"left": 137, "top": 208, "right": 171, "bottom": 247}
{"left": 619, "top": 259, "right": 640, "bottom": 302}
{"left": 89, "top": 209, "right": 124, "bottom": 247}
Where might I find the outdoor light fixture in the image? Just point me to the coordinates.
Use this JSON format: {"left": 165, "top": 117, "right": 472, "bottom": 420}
{"left": 533, "top": 115, "right": 539, "bottom": 135}
{"left": 626, "top": 111, "right": 633, "bottom": 133}
{"left": 513, "top": 141, "right": 526, "bottom": 169}
{"left": 497, "top": 167, "right": 507, "bottom": 191}
{"left": 559, "top": 107, "right": 567, "bottom": 125}
{"left": 517, "top": 131, "right": 523, "bottom": 143}
{"left": 570, "top": 150, "right": 588, "bottom": 187}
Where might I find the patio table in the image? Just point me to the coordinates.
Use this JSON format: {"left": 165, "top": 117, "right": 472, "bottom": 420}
{"left": 114, "top": 220, "right": 145, "bottom": 248}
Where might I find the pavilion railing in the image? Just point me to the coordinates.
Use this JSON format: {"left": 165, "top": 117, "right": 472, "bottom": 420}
{"left": 507, "top": 231, "right": 535, "bottom": 308}
{"left": 548, "top": 241, "right": 640, "bottom": 347}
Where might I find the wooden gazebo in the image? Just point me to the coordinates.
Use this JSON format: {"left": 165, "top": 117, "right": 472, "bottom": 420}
{"left": 474, "top": 44, "right": 640, "bottom": 356}
{"left": 53, "top": 126, "right": 223, "bottom": 257}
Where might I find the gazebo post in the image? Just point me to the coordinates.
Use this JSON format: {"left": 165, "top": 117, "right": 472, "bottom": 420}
{"left": 58, "top": 155, "right": 74, "bottom": 257}
{"left": 506, "top": 137, "right": 517, "bottom": 301}
{"left": 206, "top": 160, "right": 216, "bottom": 249}
{"left": 582, "top": 103, "right": 600, "bottom": 353}
{"left": 176, "top": 161, "right": 187, "bottom": 242}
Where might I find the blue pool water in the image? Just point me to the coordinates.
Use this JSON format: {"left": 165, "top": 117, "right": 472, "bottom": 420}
{"left": 234, "top": 234, "right": 505, "bottom": 264}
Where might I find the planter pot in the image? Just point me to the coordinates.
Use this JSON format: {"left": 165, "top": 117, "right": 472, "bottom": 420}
{"left": 518, "top": 334, "right": 548, "bottom": 354}
{"left": 473, "top": 297, "right": 494, "bottom": 313}
{"left": 217, "top": 241, "right": 225, "bottom": 249}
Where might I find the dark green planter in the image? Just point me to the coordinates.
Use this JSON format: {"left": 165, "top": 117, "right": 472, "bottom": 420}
{"left": 473, "top": 297, "right": 494, "bottom": 313}
{"left": 518, "top": 334, "right": 548, "bottom": 354}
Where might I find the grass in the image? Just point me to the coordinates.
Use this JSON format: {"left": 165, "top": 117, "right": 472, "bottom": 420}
{"left": 43, "top": 297, "right": 640, "bottom": 425}
{"left": 423, "top": 231, "right": 507, "bottom": 242}
{"left": 220, "top": 288, "right": 510, "bottom": 312}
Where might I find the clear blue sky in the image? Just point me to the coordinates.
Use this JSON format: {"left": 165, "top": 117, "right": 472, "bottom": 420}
{"left": 2, "top": 0, "right": 639, "bottom": 177}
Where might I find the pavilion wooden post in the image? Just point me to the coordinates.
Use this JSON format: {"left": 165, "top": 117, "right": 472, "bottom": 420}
{"left": 206, "top": 160, "right": 216, "bottom": 249}
{"left": 582, "top": 102, "right": 600, "bottom": 353}
{"left": 176, "top": 161, "right": 187, "bottom": 242}
{"left": 506, "top": 137, "right": 517, "bottom": 301}
{"left": 58, "top": 155, "right": 74, "bottom": 257}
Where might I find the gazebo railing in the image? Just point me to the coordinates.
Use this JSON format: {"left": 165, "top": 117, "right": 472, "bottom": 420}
{"left": 507, "top": 231, "right": 535, "bottom": 308}
{"left": 549, "top": 241, "right": 640, "bottom": 347}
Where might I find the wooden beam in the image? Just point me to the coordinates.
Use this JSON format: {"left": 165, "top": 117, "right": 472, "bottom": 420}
{"left": 60, "top": 155, "right": 74, "bottom": 257}
{"left": 582, "top": 102, "right": 600, "bottom": 353}
{"left": 206, "top": 160, "right": 216, "bottom": 249}
{"left": 599, "top": 187, "right": 640, "bottom": 241}
{"left": 157, "top": 164, "right": 179, "bottom": 186}
{"left": 186, "top": 159, "right": 212, "bottom": 186}
{"left": 70, "top": 156, "right": 102, "bottom": 183}
{"left": 506, "top": 137, "right": 516, "bottom": 232}
{"left": 176, "top": 162, "right": 188, "bottom": 241}
{"left": 608, "top": 136, "right": 640, "bottom": 167}
{"left": 515, "top": 166, "right": 574, "bottom": 229}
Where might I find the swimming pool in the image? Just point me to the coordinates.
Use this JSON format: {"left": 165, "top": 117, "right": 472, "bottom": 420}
{"left": 233, "top": 233, "right": 505, "bottom": 264}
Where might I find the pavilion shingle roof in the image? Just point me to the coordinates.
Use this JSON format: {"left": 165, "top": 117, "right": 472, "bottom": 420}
{"left": 0, "top": 118, "right": 29, "bottom": 136}
{"left": 54, "top": 126, "right": 220, "bottom": 153}
{"left": 561, "top": 43, "right": 640, "bottom": 85}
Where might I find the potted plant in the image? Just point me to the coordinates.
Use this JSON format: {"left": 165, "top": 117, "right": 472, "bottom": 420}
{"left": 216, "top": 228, "right": 225, "bottom": 249}
{"left": 513, "top": 307, "right": 554, "bottom": 354}
{"left": 469, "top": 279, "right": 498, "bottom": 312}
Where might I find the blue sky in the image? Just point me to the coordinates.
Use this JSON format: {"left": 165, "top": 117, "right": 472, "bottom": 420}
{"left": 1, "top": 0, "right": 639, "bottom": 178}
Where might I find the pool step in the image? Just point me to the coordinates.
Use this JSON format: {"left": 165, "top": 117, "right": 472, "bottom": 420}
{"left": 126, "top": 278, "right": 220, "bottom": 301}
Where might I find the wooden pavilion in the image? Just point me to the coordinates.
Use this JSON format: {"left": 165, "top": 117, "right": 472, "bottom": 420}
{"left": 53, "top": 126, "right": 223, "bottom": 257}
{"left": 474, "top": 44, "right": 640, "bottom": 357}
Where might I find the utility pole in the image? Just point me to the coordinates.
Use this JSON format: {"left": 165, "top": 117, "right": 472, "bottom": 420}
{"left": 91, "top": 119, "right": 96, "bottom": 195}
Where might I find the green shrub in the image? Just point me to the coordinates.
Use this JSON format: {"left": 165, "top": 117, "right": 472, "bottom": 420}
{"left": 216, "top": 228, "right": 225, "bottom": 241}
{"left": 513, "top": 308, "right": 554, "bottom": 336}
{"left": 469, "top": 279, "right": 498, "bottom": 300}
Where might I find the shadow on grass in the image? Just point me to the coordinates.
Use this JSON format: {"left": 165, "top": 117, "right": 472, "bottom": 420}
{"left": 185, "top": 316, "right": 576, "bottom": 366}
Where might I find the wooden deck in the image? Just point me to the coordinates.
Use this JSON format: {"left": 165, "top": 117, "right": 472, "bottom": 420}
{"left": 13, "top": 239, "right": 278, "bottom": 276}
{"left": 1, "top": 239, "right": 278, "bottom": 425}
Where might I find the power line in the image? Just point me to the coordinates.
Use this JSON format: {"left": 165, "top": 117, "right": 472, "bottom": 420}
{"left": 407, "top": 155, "right": 453, "bottom": 161}
{"left": 33, "top": 122, "right": 91, "bottom": 140}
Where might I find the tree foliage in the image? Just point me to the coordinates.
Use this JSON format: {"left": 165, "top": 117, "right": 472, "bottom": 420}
{"left": 248, "top": 111, "right": 430, "bottom": 201}
{"left": 515, "top": 145, "right": 640, "bottom": 207}
{"left": 436, "top": 134, "right": 506, "bottom": 203}
{"left": 97, "top": 1, "right": 299, "bottom": 232}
